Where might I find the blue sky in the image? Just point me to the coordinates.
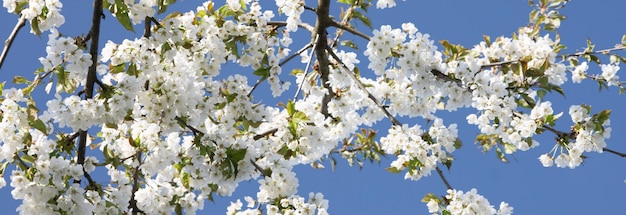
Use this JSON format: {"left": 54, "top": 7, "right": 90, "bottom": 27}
{"left": 1, "top": 0, "right": 625, "bottom": 214}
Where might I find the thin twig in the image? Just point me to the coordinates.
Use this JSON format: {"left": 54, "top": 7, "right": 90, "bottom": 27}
{"left": 280, "top": 43, "right": 314, "bottom": 68}
{"left": 330, "top": 20, "right": 370, "bottom": 41}
{"left": 76, "top": 0, "right": 104, "bottom": 185}
{"left": 249, "top": 159, "right": 270, "bottom": 177}
{"left": 247, "top": 43, "right": 313, "bottom": 97}
{"left": 325, "top": 46, "right": 402, "bottom": 126}
{"left": 436, "top": 166, "right": 453, "bottom": 190}
{"left": 253, "top": 128, "right": 278, "bottom": 140}
{"left": 564, "top": 44, "right": 626, "bottom": 58}
{"left": 175, "top": 116, "right": 205, "bottom": 136}
{"left": 315, "top": 0, "right": 334, "bottom": 118}
{"left": 480, "top": 60, "right": 518, "bottom": 69}
{"left": 129, "top": 151, "right": 144, "bottom": 215}
{"left": 0, "top": 14, "right": 26, "bottom": 70}
{"left": 603, "top": 147, "right": 626, "bottom": 157}
{"left": 329, "top": 5, "right": 356, "bottom": 48}
{"left": 143, "top": 16, "right": 152, "bottom": 38}
{"left": 294, "top": 35, "right": 319, "bottom": 100}
{"left": 267, "top": 21, "right": 315, "bottom": 32}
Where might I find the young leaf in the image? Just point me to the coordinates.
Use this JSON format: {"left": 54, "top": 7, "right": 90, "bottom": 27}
{"left": 114, "top": 0, "right": 135, "bottom": 32}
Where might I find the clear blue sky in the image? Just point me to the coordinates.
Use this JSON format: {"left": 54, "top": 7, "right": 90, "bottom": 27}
{"left": 1, "top": 0, "right": 625, "bottom": 214}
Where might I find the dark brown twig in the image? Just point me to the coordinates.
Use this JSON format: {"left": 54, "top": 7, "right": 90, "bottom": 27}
{"left": 0, "top": 15, "right": 26, "bottom": 70}
{"left": 248, "top": 42, "right": 313, "bottom": 97}
{"left": 315, "top": 0, "right": 334, "bottom": 118}
{"left": 294, "top": 35, "right": 319, "bottom": 100}
{"left": 436, "top": 166, "right": 453, "bottom": 190}
{"left": 128, "top": 152, "right": 144, "bottom": 215}
{"left": 325, "top": 46, "right": 402, "bottom": 126}
{"left": 603, "top": 147, "right": 626, "bottom": 157}
{"left": 267, "top": 21, "right": 315, "bottom": 32}
{"left": 75, "top": 0, "right": 103, "bottom": 189}
{"left": 330, "top": 21, "right": 370, "bottom": 41}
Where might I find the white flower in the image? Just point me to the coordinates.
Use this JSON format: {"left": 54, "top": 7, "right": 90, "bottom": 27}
{"left": 376, "top": 0, "right": 397, "bottom": 9}
{"left": 569, "top": 105, "right": 588, "bottom": 123}
{"left": 426, "top": 199, "right": 439, "bottom": 213}
{"left": 227, "top": 0, "right": 241, "bottom": 11}
{"left": 554, "top": 153, "right": 570, "bottom": 168}
{"left": 497, "top": 202, "right": 514, "bottom": 215}
{"left": 538, "top": 154, "right": 553, "bottom": 167}
{"left": 530, "top": 101, "right": 553, "bottom": 120}
{"left": 2, "top": 88, "right": 25, "bottom": 102}
{"left": 600, "top": 63, "right": 620, "bottom": 86}
{"left": 571, "top": 62, "right": 588, "bottom": 83}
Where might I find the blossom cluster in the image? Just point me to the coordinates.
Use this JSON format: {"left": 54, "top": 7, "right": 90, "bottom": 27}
{"left": 3, "top": 0, "right": 65, "bottom": 34}
{"left": 0, "top": 0, "right": 623, "bottom": 214}
{"left": 227, "top": 192, "right": 329, "bottom": 215}
{"left": 538, "top": 105, "right": 611, "bottom": 168}
{"left": 38, "top": 28, "right": 93, "bottom": 93}
{"left": 427, "top": 189, "right": 513, "bottom": 215}
{"left": 380, "top": 119, "right": 458, "bottom": 181}
{"left": 275, "top": 0, "right": 304, "bottom": 32}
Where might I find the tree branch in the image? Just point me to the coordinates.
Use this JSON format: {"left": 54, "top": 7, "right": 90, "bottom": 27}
{"left": 564, "top": 44, "right": 626, "bottom": 58}
{"left": 267, "top": 21, "right": 315, "bottom": 33}
{"left": 315, "top": 0, "right": 335, "bottom": 118}
{"left": 329, "top": 5, "right": 355, "bottom": 48}
{"left": 76, "top": 0, "right": 103, "bottom": 185}
{"left": 603, "top": 147, "right": 626, "bottom": 157}
{"left": 325, "top": 46, "right": 402, "bottom": 126}
{"left": 330, "top": 20, "right": 370, "bottom": 41}
{"left": 436, "top": 166, "right": 453, "bottom": 190}
{"left": 248, "top": 42, "right": 314, "bottom": 97}
{"left": 294, "top": 35, "right": 319, "bottom": 100}
{"left": 175, "top": 116, "right": 205, "bottom": 136}
{"left": 253, "top": 128, "right": 278, "bottom": 140}
{"left": 0, "top": 14, "right": 26, "bottom": 70}
{"left": 129, "top": 152, "right": 144, "bottom": 215}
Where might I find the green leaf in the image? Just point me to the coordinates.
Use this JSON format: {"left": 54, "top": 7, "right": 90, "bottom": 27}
{"left": 158, "top": 0, "right": 176, "bottom": 14}
{"left": 495, "top": 147, "right": 509, "bottom": 162}
{"left": 110, "top": 63, "right": 126, "bottom": 74}
{"left": 594, "top": 109, "right": 611, "bottom": 125}
{"left": 544, "top": 114, "right": 556, "bottom": 126}
{"left": 351, "top": 11, "right": 372, "bottom": 29}
{"left": 0, "top": 161, "right": 8, "bottom": 174}
{"left": 483, "top": 35, "right": 491, "bottom": 47}
{"left": 181, "top": 172, "right": 190, "bottom": 189}
{"left": 338, "top": 0, "right": 355, "bottom": 5}
{"left": 453, "top": 138, "right": 462, "bottom": 149}
{"left": 161, "top": 42, "right": 172, "bottom": 54}
{"left": 21, "top": 154, "right": 36, "bottom": 164}
{"left": 253, "top": 67, "right": 270, "bottom": 78}
{"left": 385, "top": 166, "right": 402, "bottom": 174}
{"left": 525, "top": 68, "right": 544, "bottom": 77}
{"left": 226, "top": 148, "right": 247, "bottom": 163}
{"left": 503, "top": 142, "right": 517, "bottom": 154}
{"left": 286, "top": 100, "right": 296, "bottom": 117}
{"left": 31, "top": 17, "right": 42, "bottom": 37}
{"left": 537, "top": 89, "right": 547, "bottom": 100}
{"left": 12, "top": 76, "right": 29, "bottom": 84}
{"left": 442, "top": 157, "right": 453, "bottom": 170}
{"left": 421, "top": 193, "right": 440, "bottom": 203}
{"left": 114, "top": 0, "right": 135, "bottom": 32}
{"left": 29, "top": 119, "right": 47, "bottom": 134}
{"left": 126, "top": 63, "right": 138, "bottom": 76}
{"left": 340, "top": 40, "right": 359, "bottom": 49}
